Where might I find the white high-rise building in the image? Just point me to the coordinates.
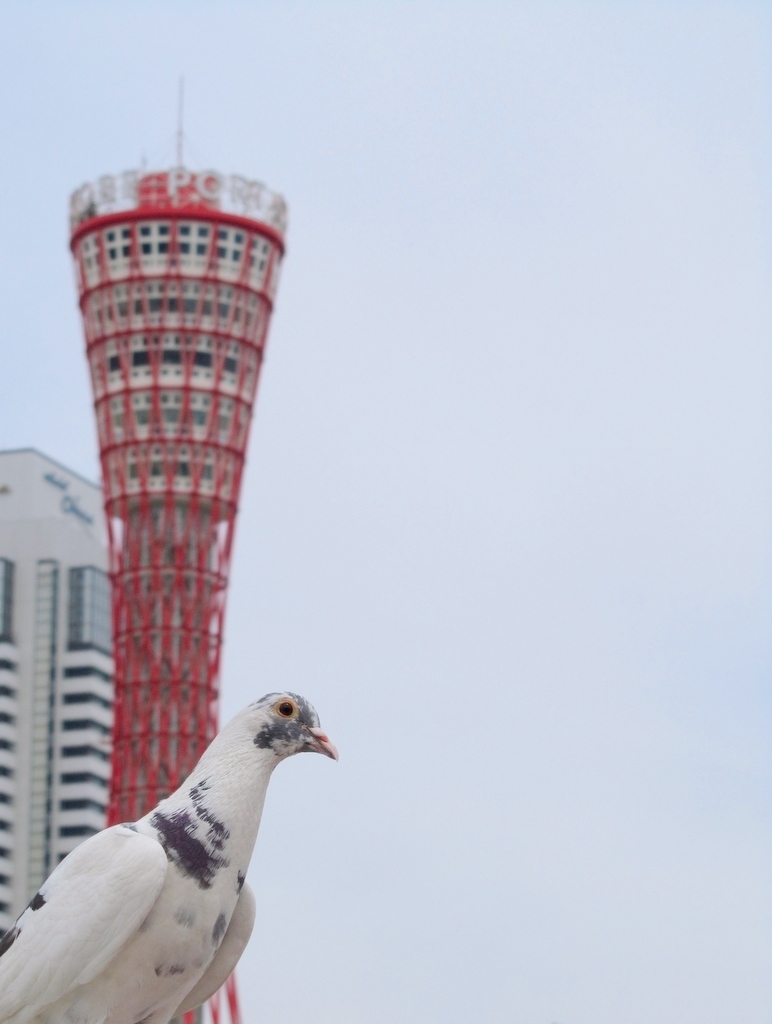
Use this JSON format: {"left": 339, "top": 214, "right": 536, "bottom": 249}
{"left": 0, "top": 449, "right": 113, "bottom": 932}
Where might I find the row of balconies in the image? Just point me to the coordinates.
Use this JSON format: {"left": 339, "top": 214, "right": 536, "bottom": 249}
{"left": 54, "top": 652, "right": 113, "bottom": 861}
{"left": 90, "top": 352, "right": 259, "bottom": 408}
{"left": 83, "top": 280, "right": 268, "bottom": 345}
{"left": 102, "top": 445, "right": 238, "bottom": 500}
{"left": 96, "top": 395, "right": 250, "bottom": 450}
{"left": 77, "top": 222, "right": 278, "bottom": 294}
{"left": 0, "top": 645, "right": 15, "bottom": 929}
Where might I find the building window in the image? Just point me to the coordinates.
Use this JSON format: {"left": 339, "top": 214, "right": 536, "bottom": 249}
{"left": 63, "top": 690, "right": 112, "bottom": 710}
{"left": 60, "top": 772, "right": 107, "bottom": 787}
{"left": 194, "top": 351, "right": 212, "bottom": 368}
{"left": 67, "top": 566, "right": 111, "bottom": 656}
{"left": 0, "top": 559, "right": 13, "bottom": 643}
{"left": 64, "top": 665, "right": 112, "bottom": 682}
{"left": 60, "top": 799, "right": 105, "bottom": 813}
{"left": 62, "top": 718, "right": 110, "bottom": 735}
{"left": 61, "top": 745, "right": 110, "bottom": 762}
{"left": 59, "top": 825, "right": 99, "bottom": 838}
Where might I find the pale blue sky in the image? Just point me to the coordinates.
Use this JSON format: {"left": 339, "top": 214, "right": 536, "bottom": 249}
{"left": 0, "top": 3, "right": 771, "bottom": 1022}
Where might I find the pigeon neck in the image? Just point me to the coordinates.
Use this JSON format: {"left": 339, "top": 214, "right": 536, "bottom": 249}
{"left": 152, "top": 738, "right": 278, "bottom": 869}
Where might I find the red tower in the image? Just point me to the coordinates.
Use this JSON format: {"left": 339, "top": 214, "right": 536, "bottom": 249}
{"left": 70, "top": 167, "right": 287, "bottom": 1023}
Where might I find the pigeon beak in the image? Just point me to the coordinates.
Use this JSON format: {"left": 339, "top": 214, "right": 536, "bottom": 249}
{"left": 307, "top": 727, "right": 339, "bottom": 761}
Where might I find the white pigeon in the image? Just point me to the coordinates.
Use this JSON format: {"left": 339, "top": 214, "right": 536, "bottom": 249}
{"left": 0, "top": 692, "right": 337, "bottom": 1024}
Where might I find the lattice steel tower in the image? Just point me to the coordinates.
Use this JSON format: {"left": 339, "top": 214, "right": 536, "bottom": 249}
{"left": 70, "top": 168, "right": 285, "bottom": 821}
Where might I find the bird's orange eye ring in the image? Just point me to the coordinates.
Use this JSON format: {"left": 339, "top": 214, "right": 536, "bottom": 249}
{"left": 276, "top": 700, "right": 296, "bottom": 719}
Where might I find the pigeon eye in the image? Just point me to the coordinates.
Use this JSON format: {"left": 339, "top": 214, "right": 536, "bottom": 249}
{"left": 276, "top": 700, "right": 295, "bottom": 718}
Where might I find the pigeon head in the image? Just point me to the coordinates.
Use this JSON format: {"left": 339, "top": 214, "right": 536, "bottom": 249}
{"left": 249, "top": 692, "right": 339, "bottom": 762}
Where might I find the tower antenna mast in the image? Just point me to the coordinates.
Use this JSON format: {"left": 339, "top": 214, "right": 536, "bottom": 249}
{"left": 177, "top": 76, "right": 184, "bottom": 166}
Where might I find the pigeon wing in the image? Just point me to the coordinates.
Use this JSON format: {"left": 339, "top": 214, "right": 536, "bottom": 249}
{"left": 0, "top": 823, "right": 168, "bottom": 1023}
{"left": 173, "top": 882, "right": 256, "bottom": 1016}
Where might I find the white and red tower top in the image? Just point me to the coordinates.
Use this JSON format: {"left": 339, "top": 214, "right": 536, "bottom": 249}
{"left": 70, "top": 168, "right": 286, "bottom": 826}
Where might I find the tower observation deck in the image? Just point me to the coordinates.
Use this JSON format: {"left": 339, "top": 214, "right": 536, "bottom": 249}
{"left": 69, "top": 168, "right": 286, "bottom": 829}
